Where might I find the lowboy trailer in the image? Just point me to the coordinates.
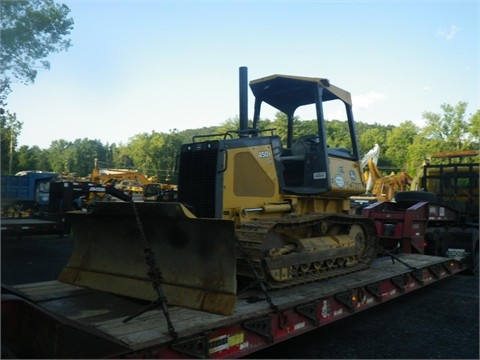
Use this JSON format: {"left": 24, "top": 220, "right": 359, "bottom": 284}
{"left": 1, "top": 68, "right": 474, "bottom": 358}
{"left": 1, "top": 254, "right": 464, "bottom": 359}
{"left": 0, "top": 217, "right": 66, "bottom": 238}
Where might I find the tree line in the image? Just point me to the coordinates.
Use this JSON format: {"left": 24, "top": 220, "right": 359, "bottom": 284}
{"left": 1, "top": 101, "right": 478, "bottom": 183}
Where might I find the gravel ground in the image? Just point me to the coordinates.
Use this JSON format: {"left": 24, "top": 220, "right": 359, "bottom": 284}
{"left": 1, "top": 234, "right": 478, "bottom": 359}
{"left": 1, "top": 234, "right": 74, "bottom": 285}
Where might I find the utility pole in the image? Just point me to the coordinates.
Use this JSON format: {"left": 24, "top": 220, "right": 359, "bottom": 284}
{"left": 5, "top": 112, "right": 23, "bottom": 174}
{"left": 9, "top": 127, "right": 13, "bottom": 174}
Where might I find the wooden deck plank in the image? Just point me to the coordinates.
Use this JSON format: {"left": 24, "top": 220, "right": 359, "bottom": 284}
{"left": 14, "top": 280, "right": 93, "bottom": 301}
{"left": 11, "top": 254, "right": 450, "bottom": 350}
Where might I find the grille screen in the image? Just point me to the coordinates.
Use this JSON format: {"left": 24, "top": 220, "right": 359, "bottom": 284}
{"left": 178, "top": 148, "right": 218, "bottom": 218}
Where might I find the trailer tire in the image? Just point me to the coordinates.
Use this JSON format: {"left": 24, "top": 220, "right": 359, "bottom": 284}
{"left": 394, "top": 191, "right": 437, "bottom": 203}
{"left": 471, "top": 246, "right": 479, "bottom": 276}
{"left": 1, "top": 344, "right": 18, "bottom": 359}
{"left": 468, "top": 229, "right": 479, "bottom": 276}
{"left": 424, "top": 227, "right": 444, "bottom": 256}
{"left": 445, "top": 226, "right": 479, "bottom": 276}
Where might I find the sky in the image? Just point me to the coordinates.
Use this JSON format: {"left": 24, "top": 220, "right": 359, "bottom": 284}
{"left": 6, "top": 0, "right": 480, "bottom": 149}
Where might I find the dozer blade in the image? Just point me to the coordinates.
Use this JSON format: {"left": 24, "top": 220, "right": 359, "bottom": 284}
{"left": 59, "top": 202, "right": 237, "bottom": 315}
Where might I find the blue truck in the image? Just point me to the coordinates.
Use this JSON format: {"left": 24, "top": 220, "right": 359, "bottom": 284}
{"left": 1, "top": 171, "right": 59, "bottom": 210}
{"left": 1, "top": 171, "right": 66, "bottom": 237}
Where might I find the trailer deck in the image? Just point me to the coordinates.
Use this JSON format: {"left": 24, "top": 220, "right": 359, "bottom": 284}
{"left": 1, "top": 254, "right": 464, "bottom": 359}
{"left": 1, "top": 217, "right": 66, "bottom": 238}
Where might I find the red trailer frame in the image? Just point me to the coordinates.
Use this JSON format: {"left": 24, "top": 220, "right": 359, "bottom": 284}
{"left": 362, "top": 200, "right": 461, "bottom": 255}
{"left": 1, "top": 254, "right": 464, "bottom": 359}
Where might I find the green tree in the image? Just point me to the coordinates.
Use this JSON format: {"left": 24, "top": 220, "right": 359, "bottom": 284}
{"left": 157, "top": 131, "right": 183, "bottom": 182}
{"left": 0, "top": 110, "right": 23, "bottom": 174}
{"left": 270, "top": 112, "right": 289, "bottom": 143}
{"left": 325, "top": 120, "right": 352, "bottom": 149}
{"left": 43, "top": 138, "right": 106, "bottom": 176}
{"left": 217, "top": 117, "right": 240, "bottom": 134}
{"left": 16, "top": 145, "right": 47, "bottom": 170}
{"left": 384, "top": 121, "right": 419, "bottom": 170}
{"left": 69, "top": 139, "right": 106, "bottom": 176}
{"left": 466, "top": 109, "right": 479, "bottom": 148}
{"left": 122, "top": 130, "right": 184, "bottom": 182}
{"left": 421, "top": 102, "right": 470, "bottom": 151}
{"left": 124, "top": 132, "right": 153, "bottom": 174}
{"left": 270, "top": 112, "right": 311, "bottom": 145}
{"left": 405, "top": 102, "right": 479, "bottom": 172}
{"left": 405, "top": 136, "right": 444, "bottom": 176}
{"left": 180, "top": 126, "right": 220, "bottom": 144}
{"left": 112, "top": 144, "right": 135, "bottom": 170}
{"left": 46, "top": 139, "right": 72, "bottom": 174}
{"left": 0, "top": 0, "right": 74, "bottom": 104}
{"left": 216, "top": 116, "right": 276, "bottom": 138}
{"left": 358, "top": 127, "right": 386, "bottom": 159}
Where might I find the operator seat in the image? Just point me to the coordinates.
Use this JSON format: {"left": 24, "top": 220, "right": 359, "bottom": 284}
{"left": 281, "top": 135, "right": 320, "bottom": 187}
{"left": 291, "top": 135, "right": 321, "bottom": 157}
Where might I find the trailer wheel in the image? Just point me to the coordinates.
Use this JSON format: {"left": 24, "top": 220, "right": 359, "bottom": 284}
{"left": 471, "top": 246, "right": 479, "bottom": 276}
{"left": 424, "top": 227, "right": 443, "bottom": 256}
{"left": 468, "top": 229, "right": 479, "bottom": 276}
{"left": 394, "top": 191, "right": 437, "bottom": 203}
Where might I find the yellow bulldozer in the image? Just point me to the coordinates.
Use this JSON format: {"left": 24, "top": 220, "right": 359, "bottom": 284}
{"left": 59, "top": 68, "right": 378, "bottom": 315}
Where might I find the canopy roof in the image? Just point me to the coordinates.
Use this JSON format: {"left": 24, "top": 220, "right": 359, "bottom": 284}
{"left": 249, "top": 74, "right": 352, "bottom": 115}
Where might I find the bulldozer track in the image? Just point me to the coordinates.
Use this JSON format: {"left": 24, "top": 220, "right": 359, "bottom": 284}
{"left": 236, "top": 213, "right": 378, "bottom": 290}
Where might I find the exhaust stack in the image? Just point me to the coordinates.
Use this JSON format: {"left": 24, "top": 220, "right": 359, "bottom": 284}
{"left": 239, "top": 66, "right": 248, "bottom": 133}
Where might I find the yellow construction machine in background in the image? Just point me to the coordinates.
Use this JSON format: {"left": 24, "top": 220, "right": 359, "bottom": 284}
{"left": 90, "top": 161, "right": 152, "bottom": 194}
{"left": 90, "top": 160, "right": 177, "bottom": 200}
{"left": 350, "top": 145, "right": 412, "bottom": 213}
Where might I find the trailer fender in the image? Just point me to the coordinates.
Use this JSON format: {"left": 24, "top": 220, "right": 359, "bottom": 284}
{"left": 442, "top": 226, "right": 479, "bottom": 275}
